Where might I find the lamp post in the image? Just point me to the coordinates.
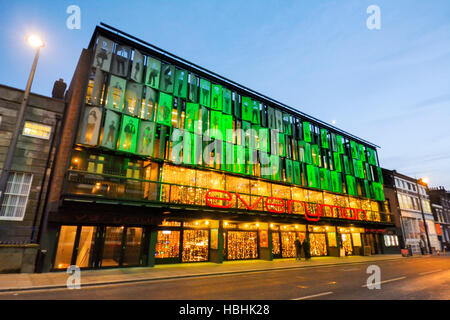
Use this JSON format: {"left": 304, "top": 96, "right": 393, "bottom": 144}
{"left": 416, "top": 178, "right": 433, "bottom": 254}
{"left": 0, "top": 35, "right": 45, "bottom": 206}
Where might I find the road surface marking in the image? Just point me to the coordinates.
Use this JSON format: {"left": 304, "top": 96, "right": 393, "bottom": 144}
{"left": 292, "top": 291, "right": 334, "bottom": 300}
{"left": 418, "top": 269, "right": 443, "bottom": 276}
{"left": 361, "top": 276, "right": 406, "bottom": 288}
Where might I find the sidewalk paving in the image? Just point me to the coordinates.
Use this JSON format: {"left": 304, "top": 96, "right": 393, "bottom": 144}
{"left": 0, "top": 254, "right": 427, "bottom": 292}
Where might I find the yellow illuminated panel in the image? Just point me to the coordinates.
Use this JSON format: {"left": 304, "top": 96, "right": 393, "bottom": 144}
{"left": 23, "top": 121, "right": 51, "bottom": 140}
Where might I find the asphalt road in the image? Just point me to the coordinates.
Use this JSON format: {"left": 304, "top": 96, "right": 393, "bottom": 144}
{"left": 1, "top": 256, "right": 449, "bottom": 300}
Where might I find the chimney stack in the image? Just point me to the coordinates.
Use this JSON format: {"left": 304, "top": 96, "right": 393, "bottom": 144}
{"left": 52, "top": 78, "right": 67, "bottom": 99}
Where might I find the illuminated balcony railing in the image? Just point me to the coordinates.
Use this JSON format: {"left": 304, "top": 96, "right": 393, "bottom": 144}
{"left": 64, "top": 170, "right": 393, "bottom": 223}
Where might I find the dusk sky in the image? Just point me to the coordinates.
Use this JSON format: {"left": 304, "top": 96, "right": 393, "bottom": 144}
{"left": 0, "top": 0, "right": 449, "bottom": 188}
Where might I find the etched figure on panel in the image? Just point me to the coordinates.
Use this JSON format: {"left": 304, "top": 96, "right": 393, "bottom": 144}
{"left": 105, "top": 120, "right": 116, "bottom": 146}
{"left": 148, "top": 61, "right": 159, "bottom": 87}
{"left": 85, "top": 109, "right": 99, "bottom": 144}
{"left": 123, "top": 120, "right": 136, "bottom": 151}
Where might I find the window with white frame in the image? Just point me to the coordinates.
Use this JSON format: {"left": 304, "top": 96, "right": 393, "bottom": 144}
{"left": 0, "top": 172, "right": 33, "bottom": 221}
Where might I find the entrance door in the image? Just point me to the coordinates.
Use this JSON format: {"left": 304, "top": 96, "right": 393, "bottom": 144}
{"left": 226, "top": 231, "right": 258, "bottom": 260}
{"left": 272, "top": 232, "right": 281, "bottom": 258}
{"left": 75, "top": 226, "right": 98, "bottom": 268}
{"left": 101, "top": 226, "right": 123, "bottom": 267}
{"left": 122, "top": 227, "right": 144, "bottom": 266}
{"left": 341, "top": 233, "right": 353, "bottom": 255}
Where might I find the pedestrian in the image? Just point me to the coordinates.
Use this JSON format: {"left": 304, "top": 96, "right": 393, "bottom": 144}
{"left": 294, "top": 237, "right": 302, "bottom": 261}
{"left": 303, "top": 235, "right": 311, "bottom": 260}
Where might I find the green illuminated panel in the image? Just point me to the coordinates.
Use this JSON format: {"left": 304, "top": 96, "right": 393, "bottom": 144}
{"left": 259, "top": 127, "right": 269, "bottom": 153}
{"left": 365, "top": 163, "right": 372, "bottom": 181}
{"left": 336, "top": 135, "right": 344, "bottom": 154}
{"left": 251, "top": 100, "right": 260, "bottom": 125}
{"left": 246, "top": 148, "right": 256, "bottom": 176}
{"left": 278, "top": 132, "right": 286, "bottom": 157}
{"left": 170, "top": 128, "right": 183, "bottom": 163}
{"left": 241, "top": 96, "right": 252, "bottom": 122}
{"left": 185, "top": 102, "right": 199, "bottom": 132}
{"left": 156, "top": 92, "right": 173, "bottom": 126}
{"left": 222, "top": 88, "right": 232, "bottom": 114}
{"left": 311, "top": 144, "right": 320, "bottom": 166}
{"left": 343, "top": 155, "right": 352, "bottom": 175}
{"left": 118, "top": 115, "right": 139, "bottom": 153}
{"left": 333, "top": 152, "right": 342, "bottom": 172}
{"left": 145, "top": 57, "right": 161, "bottom": 89}
{"left": 137, "top": 120, "right": 156, "bottom": 156}
{"left": 174, "top": 69, "right": 188, "bottom": 98}
{"left": 331, "top": 171, "right": 343, "bottom": 193}
{"left": 320, "top": 168, "right": 331, "bottom": 191}
{"left": 105, "top": 75, "right": 126, "bottom": 112}
{"left": 101, "top": 110, "right": 120, "bottom": 150}
{"left": 363, "top": 180, "right": 371, "bottom": 198}
{"left": 286, "top": 159, "right": 294, "bottom": 183}
{"left": 307, "top": 164, "right": 320, "bottom": 188}
{"left": 188, "top": 73, "right": 198, "bottom": 103}
{"left": 358, "top": 144, "right": 366, "bottom": 162}
{"left": 320, "top": 128, "right": 329, "bottom": 149}
{"left": 303, "top": 122, "right": 312, "bottom": 142}
{"left": 233, "top": 92, "right": 241, "bottom": 119}
{"left": 211, "top": 84, "right": 222, "bottom": 111}
{"left": 270, "top": 155, "right": 280, "bottom": 181}
{"left": 234, "top": 144, "right": 246, "bottom": 174}
{"left": 293, "top": 161, "right": 301, "bottom": 185}
{"left": 242, "top": 121, "right": 251, "bottom": 148}
{"left": 223, "top": 142, "right": 234, "bottom": 172}
{"left": 193, "top": 133, "right": 203, "bottom": 165}
{"left": 331, "top": 133, "right": 338, "bottom": 152}
{"left": 159, "top": 64, "right": 175, "bottom": 93}
{"left": 267, "top": 106, "right": 275, "bottom": 129}
{"left": 222, "top": 114, "right": 234, "bottom": 143}
{"left": 371, "top": 182, "right": 385, "bottom": 201}
{"left": 299, "top": 141, "right": 312, "bottom": 164}
{"left": 346, "top": 175, "right": 357, "bottom": 196}
{"left": 350, "top": 140, "right": 359, "bottom": 159}
{"left": 199, "top": 79, "right": 211, "bottom": 106}
{"left": 201, "top": 106, "right": 209, "bottom": 134}
{"left": 210, "top": 110, "right": 222, "bottom": 139}
{"left": 377, "top": 167, "right": 384, "bottom": 184}
{"left": 367, "top": 148, "right": 377, "bottom": 166}
{"left": 354, "top": 159, "right": 365, "bottom": 179}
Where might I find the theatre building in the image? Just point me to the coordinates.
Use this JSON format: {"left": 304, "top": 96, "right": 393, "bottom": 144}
{"left": 40, "top": 24, "right": 399, "bottom": 272}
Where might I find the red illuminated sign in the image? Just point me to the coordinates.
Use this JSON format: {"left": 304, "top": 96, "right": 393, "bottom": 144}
{"left": 205, "top": 189, "right": 367, "bottom": 222}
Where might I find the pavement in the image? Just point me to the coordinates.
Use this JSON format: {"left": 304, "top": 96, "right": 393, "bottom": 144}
{"left": 0, "top": 254, "right": 429, "bottom": 292}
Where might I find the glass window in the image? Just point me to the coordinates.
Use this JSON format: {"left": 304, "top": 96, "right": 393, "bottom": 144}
{"left": 54, "top": 226, "right": 77, "bottom": 269}
{"left": 225, "top": 176, "right": 249, "bottom": 194}
{"left": 22, "top": 121, "right": 52, "bottom": 140}
{"left": 227, "top": 231, "right": 258, "bottom": 260}
{"left": 155, "top": 230, "right": 180, "bottom": 259}
{"left": 0, "top": 172, "right": 33, "bottom": 221}
{"left": 182, "top": 229, "right": 209, "bottom": 262}
{"left": 75, "top": 226, "right": 97, "bottom": 268}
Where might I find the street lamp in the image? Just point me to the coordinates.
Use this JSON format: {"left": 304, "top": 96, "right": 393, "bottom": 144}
{"left": 0, "top": 35, "right": 45, "bottom": 205}
{"left": 416, "top": 178, "right": 432, "bottom": 254}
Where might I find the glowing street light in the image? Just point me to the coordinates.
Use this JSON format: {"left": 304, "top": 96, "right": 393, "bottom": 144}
{"left": 0, "top": 34, "right": 45, "bottom": 206}
{"left": 26, "top": 35, "right": 45, "bottom": 48}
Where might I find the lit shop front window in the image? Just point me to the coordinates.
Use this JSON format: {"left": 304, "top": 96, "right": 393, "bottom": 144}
{"left": 161, "top": 164, "right": 384, "bottom": 223}
{"left": 226, "top": 231, "right": 258, "bottom": 260}
{"left": 384, "top": 235, "right": 399, "bottom": 247}
{"left": 182, "top": 229, "right": 209, "bottom": 262}
{"left": 22, "top": 121, "right": 51, "bottom": 140}
{"left": 155, "top": 230, "right": 180, "bottom": 259}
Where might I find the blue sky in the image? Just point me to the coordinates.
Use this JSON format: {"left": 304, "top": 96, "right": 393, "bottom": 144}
{"left": 0, "top": 0, "right": 449, "bottom": 188}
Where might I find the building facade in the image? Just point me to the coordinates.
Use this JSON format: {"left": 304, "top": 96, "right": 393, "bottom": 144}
{"left": 40, "top": 25, "right": 399, "bottom": 272}
{"left": 0, "top": 84, "right": 65, "bottom": 272}
{"left": 382, "top": 169, "right": 440, "bottom": 255}
{"left": 429, "top": 187, "right": 450, "bottom": 252}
